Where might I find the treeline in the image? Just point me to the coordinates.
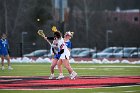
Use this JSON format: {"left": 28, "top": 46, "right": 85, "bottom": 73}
{"left": 0, "top": 0, "right": 140, "bottom": 56}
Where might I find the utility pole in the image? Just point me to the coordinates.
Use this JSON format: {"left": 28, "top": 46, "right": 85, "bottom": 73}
{"left": 84, "top": 0, "right": 89, "bottom": 48}
{"left": 59, "top": 0, "right": 65, "bottom": 35}
{"left": 21, "top": 32, "right": 28, "bottom": 57}
{"left": 106, "top": 30, "right": 112, "bottom": 48}
{"left": 4, "top": 0, "right": 8, "bottom": 34}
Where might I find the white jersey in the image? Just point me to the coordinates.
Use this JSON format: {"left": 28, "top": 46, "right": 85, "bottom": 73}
{"left": 57, "top": 37, "right": 70, "bottom": 59}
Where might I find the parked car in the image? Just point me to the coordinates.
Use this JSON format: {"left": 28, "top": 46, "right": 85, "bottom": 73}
{"left": 130, "top": 48, "right": 140, "bottom": 58}
{"left": 130, "top": 52, "right": 140, "bottom": 58}
{"left": 23, "top": 49, "right": 49, "bottom": 57}
{"left": 71, "top": 48, "right": 94, "bottom": 58}
{"left": 92, "top": 47, "right": 122, "bottom": 58}
{"left": 104, "top": 47, "right": 123, "bottom": 58}
{"left": 73, "top": 50, "right": 96, "bottom": 58}
{"left": 109, "top": 47, "right": 138, "bottom": 58}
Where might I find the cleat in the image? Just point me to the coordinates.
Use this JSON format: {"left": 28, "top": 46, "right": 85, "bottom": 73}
{"left": 56, "top": 75, "right": 64, "bottom": 80}
{"left": 1, "top": 66, "right": 5, "bottom": 70}
{"left": 49, "top": 74, "right": 54, "bottom": 79}
{"left": 70, "top": 71, "right": 77, "bottom": 80}
{"left": 73, "top": 77, "right": 76, "bottom": 80}
{"left": 8, "top": 67, "right": 13, "bottom": 70}
{"left": 69, "top": 73, "right": 73, "bottom": 78}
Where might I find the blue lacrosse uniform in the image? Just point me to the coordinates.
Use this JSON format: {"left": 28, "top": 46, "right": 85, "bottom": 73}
{"left": 65, "top": 40, "right": 72, "bottom": 49}
{"left": 0, "top": 39, "right": 9, "bottom": 56}
{"left": 54, "top": 40, "right": 72, "bottom": 59}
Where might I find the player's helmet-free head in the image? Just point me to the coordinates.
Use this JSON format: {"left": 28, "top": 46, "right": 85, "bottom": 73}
{"left": 54, "top": 31, "right": 62, "bottom": 39}
{"left": 1, "top": 33, "right": 7, "bottom": 39}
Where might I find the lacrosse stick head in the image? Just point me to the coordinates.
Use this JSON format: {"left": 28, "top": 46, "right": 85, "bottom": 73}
{"left": 51, "top": 26, "right": 58, "bottom": 32}
{"left": 37, "top": 30, "right": 45, "bottom": 37}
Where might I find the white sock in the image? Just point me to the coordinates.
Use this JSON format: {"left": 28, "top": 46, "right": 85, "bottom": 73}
{"left": 51, "top": 74, "right": 54, "bottom": 76}
{"left": 59, "top": 73, "right": 63, "bottom": 76}
{"left": 72, "top": 71, "right": 75, "bottom": 74}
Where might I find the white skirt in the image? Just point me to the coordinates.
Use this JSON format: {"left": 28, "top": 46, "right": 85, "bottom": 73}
{"left": 60, "top": 48, "right": 70, "bottom": 59}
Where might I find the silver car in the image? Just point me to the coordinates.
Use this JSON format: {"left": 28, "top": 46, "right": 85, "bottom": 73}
{"left": 92, "top": 47, "right": 122, "bottom": 58}
{"left": 109, "top": 47, "right": 138, "bottom": 58}
{"left": 71, "top": 48, "right": 94, "bottom": 58}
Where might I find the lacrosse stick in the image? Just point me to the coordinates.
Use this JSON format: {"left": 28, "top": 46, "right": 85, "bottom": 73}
{"left": 51, "top": 26, "right": 58, "bottom": 32}
{"left": 37, "top": 30, "right": 51, "bottom": 46}
{"left": 37, "top": 30, "right": 58, "bottom": 54}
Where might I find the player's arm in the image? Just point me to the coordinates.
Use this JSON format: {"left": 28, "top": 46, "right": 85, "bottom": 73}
{"left": 0, "top": 42, "right": 2, "bottom": 50}
{"left": 52, "top": 48, "right": 56, "bottom": 54}
{"left": 58, "top": 43, "right": 65, "bottom": 54}
{"left": 44, "top": 36, "right": 53, "bottom": 41}
{"left": 6, "top": 40, "right": 10, "bottom": 54}
{"left": 47, "top": 37, "right": 54, "bottom": 40}
{"left": 58, "top": 49, "right": 64, "bottom": 54}
{"left": 67, "top": 42, "right": 72, "bottom": 52}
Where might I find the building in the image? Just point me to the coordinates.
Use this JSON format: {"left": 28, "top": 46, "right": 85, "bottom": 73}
{"left": 105, "top": 9, "right": 140, "bottom": 24}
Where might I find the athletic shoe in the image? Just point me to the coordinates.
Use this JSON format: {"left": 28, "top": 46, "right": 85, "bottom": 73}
{"left": 1, "top": 66, "right": 5, "bottom": 70}
{"left": 70, "top": 71, "right": 77, "bottom": 80}
{"left": 69, "top": 73, "right": 73, "bottom": 78}
{"left": 56, "top": 75, "right": 64, "bottom": 80}
{"left": 8, "top": 66, "right": 13, "bottom": 70}
{"left": 49, "top": 74, "right": 54, "bottom": 79}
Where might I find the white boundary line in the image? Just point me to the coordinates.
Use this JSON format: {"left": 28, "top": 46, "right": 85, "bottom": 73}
{"left": 12, "top": 64, "right": 140, "bottom": 68}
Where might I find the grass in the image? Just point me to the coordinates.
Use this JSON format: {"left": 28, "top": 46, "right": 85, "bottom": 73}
{"left": 0, "top": 86, "right": 140, "bottom": 93}
{"left": 0, "top": 63, "right": 140, "bottom": 93}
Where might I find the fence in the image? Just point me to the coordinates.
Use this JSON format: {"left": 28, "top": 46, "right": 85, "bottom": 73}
{"left": 9, "top": 41, "right": 140, "bottom": 58}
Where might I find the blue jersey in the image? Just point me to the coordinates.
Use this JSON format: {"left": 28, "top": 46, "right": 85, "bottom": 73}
{"left": 0, "top": 39, "right": 9, "bottom": 56}
{"left": 54, "top": 40, "right": 72, "bottom": 59}
{"left": 65, "top": 40, "right": 72, "bottom": 49}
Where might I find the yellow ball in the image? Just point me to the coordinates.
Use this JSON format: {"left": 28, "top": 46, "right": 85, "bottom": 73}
{"left": 37, "top": 18, "right": 40, "bottom": 22}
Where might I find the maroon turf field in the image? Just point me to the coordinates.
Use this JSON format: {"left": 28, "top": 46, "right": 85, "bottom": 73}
{"left": 0, "top": 76, "right": 140, "bottom": 90}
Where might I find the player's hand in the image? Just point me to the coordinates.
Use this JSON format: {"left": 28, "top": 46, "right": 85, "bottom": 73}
{"left": 44, "top": 37, "right": 48, "bottom": 40}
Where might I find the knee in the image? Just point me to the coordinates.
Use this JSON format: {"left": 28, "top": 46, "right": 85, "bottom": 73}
{"left": 64, "top": 65, "right": 69, "bottom": 69}
{"left": 51, "top": 65, "right": 56, "bottom": 69}
{"left": 57, "top": 64, "right": 61, "bottom": 68}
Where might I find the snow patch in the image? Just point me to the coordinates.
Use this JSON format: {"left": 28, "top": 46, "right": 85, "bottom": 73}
{"left": 1, "top": 57, "right": 139, "bottom": 64}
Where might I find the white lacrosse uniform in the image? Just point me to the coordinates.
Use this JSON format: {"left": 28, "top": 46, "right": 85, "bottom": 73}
{"left": 57, "top": 37, "right": 70, "bottom": 59}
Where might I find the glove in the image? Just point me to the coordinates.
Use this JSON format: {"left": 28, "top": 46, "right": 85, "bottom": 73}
{"left": 58, "top": 49, "right": 64, "bottom": 54}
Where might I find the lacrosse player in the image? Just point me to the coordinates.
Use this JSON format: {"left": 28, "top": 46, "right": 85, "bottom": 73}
{"left": 57, "top": 31, "right": 75, "bottom": 79}
{"left": 43, "top": 30, "right": 60, "bottom": 79}
{"left": 44, "top": 31, "right": 77, "bottom": 79}
{"left": 0, "top": 33, "right": 13, "bottom": 70}
{"left": 53, "top": 31, "right": 77, "bottom": 80}
{"left": 44, "top": 37, "right": 61, "bottom": 79}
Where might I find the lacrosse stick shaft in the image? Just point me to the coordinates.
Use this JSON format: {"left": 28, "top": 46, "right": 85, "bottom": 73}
{"left": 46, "top": 38, "right": 52, "bottom": 46}
{"left": 37, "top": 30, "right": 52, "bottom": 46}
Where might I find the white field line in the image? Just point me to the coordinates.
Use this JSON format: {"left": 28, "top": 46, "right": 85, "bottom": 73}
{"left": 0, "top": 79, "right": 23, "bottom": 82}
{"left": 14, "top": 64, "right": 140, "bottom": 68}
{"left": 103, "top": 68, "right": 124, "bottom": 71}
{"left": 73, "top": 68, "right": 96, "bottom": 70}
{"left": 76, "top": 66, "right": 140, "bottom": 68}
{"left": 13, "top": 65, "right": 140, "bottom": 68}
{"left": 102, "top": 85, "right": 140, "bottom": 88}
